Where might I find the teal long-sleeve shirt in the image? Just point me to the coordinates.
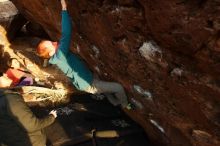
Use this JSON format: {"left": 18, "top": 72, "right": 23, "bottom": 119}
{"left": 49, "top": 11, "right": 93, "bottom": 91}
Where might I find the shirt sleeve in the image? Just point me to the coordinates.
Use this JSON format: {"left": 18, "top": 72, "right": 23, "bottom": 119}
{"left": 58, "top": 10, "right": 72, "bottom": 55}
{"left": 6, "top": 93, "right": 55, "bottom": 132}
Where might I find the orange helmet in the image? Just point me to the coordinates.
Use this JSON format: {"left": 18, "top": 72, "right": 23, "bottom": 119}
{"left": 37, "top": 40, "right": 58, "bottom": 59}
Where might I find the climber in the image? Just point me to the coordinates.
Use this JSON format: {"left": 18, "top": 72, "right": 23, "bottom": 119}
{"left": 36, "top": 0, "right": 129, "bottom": 108}
{"left": 0, "top": 89, "right": 57, "bottom": 146}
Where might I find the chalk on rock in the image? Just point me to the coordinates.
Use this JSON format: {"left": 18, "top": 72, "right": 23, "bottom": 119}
{"left": 130, "top": 98, "right": 143, "bottom": 109}
{"left": 133, "top": 85, "right": 153, "bottom": 101}
{"left": 149, "top": 119, "right": 165, "bottom": 134}
{"left": 171, "top": 68, "right": 183, "bottom": 77}
{"left": 91, "top": 45, "right": 100, "bottom": 58}
{"left": 139, "top": 41, "right": 162, "bottom": 62}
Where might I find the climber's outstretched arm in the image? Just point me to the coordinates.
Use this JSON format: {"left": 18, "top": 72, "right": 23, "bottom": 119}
{"left": 59, "top": 0, "right": 72, "bottom": 55}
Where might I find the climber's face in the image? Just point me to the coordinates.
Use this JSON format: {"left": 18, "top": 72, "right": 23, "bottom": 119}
{"left": 45, "top": 41, "right": 56, "bottom": 56}
{"left": 37, "top": 40, "right": 58, "bottom": 59}
{"left": 10, "top": 58, "right": 20, "bottom": 69}
{"left": 0, "top": 74, "right": 12, "bottom": 88}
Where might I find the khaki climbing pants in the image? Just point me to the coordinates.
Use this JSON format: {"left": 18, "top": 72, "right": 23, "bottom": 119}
{"left": 85, "top": 79, "right": 128, "bottom": 107}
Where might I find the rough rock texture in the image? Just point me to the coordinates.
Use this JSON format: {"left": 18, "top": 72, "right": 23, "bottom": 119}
{"left": 9, "top": 0, "right": 220, "bottom": 146}
{"left": 0, "top": 0, "right": 26, "bottom": 40}
{"left": 0, "top": 0, "right": 18, "bottom": 29}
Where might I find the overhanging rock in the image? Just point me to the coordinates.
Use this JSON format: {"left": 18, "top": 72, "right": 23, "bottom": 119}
{"left": 10, "top": 0, "right": 220, "bottom": 146}
{"left": 0, "top": 0, "right": 26, "bottom": 40}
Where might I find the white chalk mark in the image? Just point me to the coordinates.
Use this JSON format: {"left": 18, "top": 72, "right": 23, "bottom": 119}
{"left": 133, "top": 85, "right": 153, "bottom": 101}
{"left": 150, "top": 119, "right": 165, "bottom": 133}
{"left": 139, "top": 41, "right": 162, "bottom": 62}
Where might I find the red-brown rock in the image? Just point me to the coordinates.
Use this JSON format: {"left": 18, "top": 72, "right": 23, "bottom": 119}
{"left": 9, "top": 0, "right": 220, "bottom": 146}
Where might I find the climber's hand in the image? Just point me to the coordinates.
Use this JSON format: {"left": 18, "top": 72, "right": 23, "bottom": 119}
{"left": 60, "top": 0, "right": 67, "bottom": 10}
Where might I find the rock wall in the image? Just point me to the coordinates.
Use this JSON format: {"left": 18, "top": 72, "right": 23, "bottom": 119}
{"left": 10, "top": 0, "right": 220, "bottom": 146}
{"left": 0, "top": 0, "right": 26, "bottom": 40}
{"left": 0, "top": 0, "right": 18, "bottom": 30}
